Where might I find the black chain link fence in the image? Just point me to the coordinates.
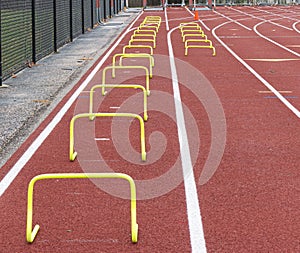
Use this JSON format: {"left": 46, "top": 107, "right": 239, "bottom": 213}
{"left": 0, "top": 0, "right": 124, "bottom": 85}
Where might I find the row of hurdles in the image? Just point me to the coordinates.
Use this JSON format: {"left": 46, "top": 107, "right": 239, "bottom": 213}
{"left": 26, "top": 15, "right": 162, "bottom": 245}
{"left": 180, "top": 20, "right": 216, "bottom": 56}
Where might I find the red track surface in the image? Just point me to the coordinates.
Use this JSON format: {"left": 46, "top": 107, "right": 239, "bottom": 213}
{"left": 0, "top": 6, "right": 299, "bottom": 253}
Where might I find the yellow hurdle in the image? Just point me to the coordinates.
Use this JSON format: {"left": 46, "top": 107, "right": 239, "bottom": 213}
{"left": 184, "top": 39, "right": 216, "bottom": 56}
{"left": 69, "top": 113, "right": 146, "bottom": 161}
{"left": 26, "top": 173, "right": 138, "bottom": 243}
{"left": 134, "top": 29, "right": 157, "bottom": 37}
{"left": 102, "top": 65, "right": 150, "bottom": 95}
{"left": 142, "top": 21, "right": 161, "bottom": 29}
{"left": 144, "top": 16, "right": 161, "bottom": 23}
{"left": 123, "top": 45, "right": 153, "bottom": 55}
{"left": 112, "top": 53, "right": 154, "bottom": 78}
{"left": 131, "top": 34, "right": 156, "bottom": 41}
{"left": 179, "top": 22, "right": 199, "bottom": 27}
{"left": 181, "top": 28, "right": 204, "bottom": 38}
{"left": 130, "top": 35, "right": 156, "bottom": 49}
{"left": 138, "top": 24, "right": 159, "bottom": 33}
{"left": 89, "top": 84, "right": 148, "bottom": 121}
{"left": 129, "top": 38, "right": 156, "bottom": 49}
{"left": 183, "top": 33, "right": 207, "bottom": 42}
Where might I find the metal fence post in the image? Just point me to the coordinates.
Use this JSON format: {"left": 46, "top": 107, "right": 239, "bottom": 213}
{"left": 81, "top": 0, "right": 85, "bottom": 34}
{"left": 0, "top": 0, "right": 2, "bottom": 86}
{"left": 53, "top": 0, "right": 58, "bottom": 52}
{"left": 91, "top": 0, "right": 94, "bottom": 28}
{"left": 32, "top": 0, "right": 36, "bottom": 63}
{"left": 70, "top": 0, "right": 73, "bottom": 42}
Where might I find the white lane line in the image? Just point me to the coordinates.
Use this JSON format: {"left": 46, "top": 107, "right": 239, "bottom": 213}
{"left": 250, "top": 6, "right": 299, "bottom": 22}
{"left": 212, "top": 21, "right": 300, "bottom": 119}
{"left": 0, "top": 11, "right": 144, "bottom": 197}
{"left": 214, "top": 10, "right": 252, "bottom": 31}
{"left": 228, "top": 7, "right": 294, "bottom": 31}
{"left": 95, "top": 138, "right": 110, "bottom": 141}
{"left": 167, "top": 26, "right": 207, "bottom": 253}
{"left": 254, "top": 21, "right": 300, "bottom": 58}
{"left": 164, "top": 6, "right": 169, "bottom": 31}
{"left": 292, "top": 21, "right": 300, "bottom": 34}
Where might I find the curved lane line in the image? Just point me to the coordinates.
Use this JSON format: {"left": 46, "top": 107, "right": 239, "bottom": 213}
{"left": 292, "top": 21, "right": 300, "bottom": 34}
{"left": 254, "top": 21, "right": 300, "bottom": 58}
{"left": 213, "top": 10, "right": 252, "bottom": 31}
{"left": 0, "top": 11, "right": 144, "bottom": 197}
{"left": 228, "top": 6, "right": 293, "bottom": 31}
{"left": 250, "top": 6, "right": 300, "bottom": 22}
{"left": 167, "top": 24, "right": 207, "bottom": 253}
{"left": 212, "top": 21, "right": 300, "bottom": 119}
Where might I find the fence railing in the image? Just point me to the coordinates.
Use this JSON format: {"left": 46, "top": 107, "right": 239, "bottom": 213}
{"left": 0, "top": 0, "right": 125, "bottom": 86}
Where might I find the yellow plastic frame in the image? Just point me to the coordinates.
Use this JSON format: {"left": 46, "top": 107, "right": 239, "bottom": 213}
{"left": 135, "top": 28, "right": 157, "bottom": 37}
{"left": 69, "top": 113, "right": 146, "bottom": 161}
{"left": 26, "top": 173, "right": 138, "bottom": 243}
{"left": 184, "top": 39, "right": 216, "bottom": 56}
{"left": 181, "top": 29, "right": 204, "bottom": 38}
{"left": 129, "top": 38, "right": 156, "bottom": 49}
{"left": 179, "top": 22, "right": 199, "bottom": 27}
{"left": 138, "top": 24, "right": 159, "bottom": 33}
{"left": 102, "top": 65, "right": 150, "bottom": 96}
{"left": 112, "top": 53, "right": 154, "bottom": 78}
{"left": 89, "top": 84, "right": 148, "bottom": 121}
{"left": 183, "top": 33, "right": 207, "bottom": 42}
{"left": 123, "top": 45, "right": 154, "bottom": 55}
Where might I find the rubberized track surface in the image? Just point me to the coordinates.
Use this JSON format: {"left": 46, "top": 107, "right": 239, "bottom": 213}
{"left": 0, "top": 6, "right": 299, "bottom": 252}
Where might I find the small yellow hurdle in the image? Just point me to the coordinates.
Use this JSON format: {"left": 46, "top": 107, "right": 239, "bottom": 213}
{"left": 69, "top": 113, "right": 146, "bottom": 161}
{"left": 181, "top": 28, "right": 205, "bottom": 38}
{"left": 26, "top": 173, "right": 138, "bottom": 243}
{"left": 183, "top": 33, "right": 207, "bottom": 42}
{"left": 123, "top": 45, "right": 154, "bottom": 55}
{"left": 184, "top": 39, "right": 216, "bottom": 56}
{"left": 179, "top": 22, "right": 199, "bottom": 27}
{"left": 134, "top": 29, "right": 157, "bottom": 37}
{"left": 112, "top": 53, "right": 154, "bottom": 78}
{"left": 101, "top": 65, "right": 150, "bottom": 96}
{"left": 129, "top": 38, "right": 156, "bottom": 49}
{"left": 89, "top": 84, "right": 148, "bottom": 121}
{"left": 138, "top": 24, "right": 159, "bottom": 33}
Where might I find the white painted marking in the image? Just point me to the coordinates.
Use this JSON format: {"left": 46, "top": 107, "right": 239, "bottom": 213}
{"left": 164, "top": 6, "right": 170, "bottom": 31}
{"left": 167, "top": 26, "right": 207, "bottom": 253}
{"left": 0, "top": 11, "right": 144, "bottom": 197}
{"left": 292, "top": 21, "right": 300, "bottom": 34}
{"left": 245, "top": 58, "right": 300, "bottom": 62}
{"left": 110, "top": 106, "right": 121, "bottom": 109}
{"left": 254, "top": 21, "right": 300, "bottom": 58}
{"left": 95, "top": 138, "right": 110, "bottom": 141}
{"left": 214, "top": 10, "right": 252, "bottom": 31}
{"left": 212, "top": 21, "right": 300, "bottom": 118}
{"left": 250, "top": 6, "right": 299, "bottom": 22}
{"left": 229, "top": 7, "right": 294, "bottom": 31}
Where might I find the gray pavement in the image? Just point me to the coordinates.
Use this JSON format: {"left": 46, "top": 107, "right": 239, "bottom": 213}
{"left": 0, "top": 10, "right": 141, "bottom": 168}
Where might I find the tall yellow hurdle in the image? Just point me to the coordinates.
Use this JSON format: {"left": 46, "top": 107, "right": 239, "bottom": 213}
{"left": 26, "top": 173, "right": 138, "bottom": 243}
{"left": 69, "top": 113, "right": 146, "bottom": 161}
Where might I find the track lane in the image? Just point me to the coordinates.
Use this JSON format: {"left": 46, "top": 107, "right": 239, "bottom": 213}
{"left": 170, "top": 7, "right": 300, "bottom": 252}
{"left": 0, "top": 10, "right": 197, "bottom": 253}
{"left": 0, "top": 6, "right": 299, "bottom": 253}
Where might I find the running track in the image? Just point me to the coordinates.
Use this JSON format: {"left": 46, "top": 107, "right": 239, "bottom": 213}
{"left": 0, "top": 6, "right": 299, "bottom": 253}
